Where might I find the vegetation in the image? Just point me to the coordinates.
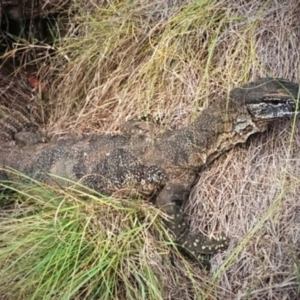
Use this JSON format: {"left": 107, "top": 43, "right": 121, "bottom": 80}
{"left": 0, "top": 178, "right": 202, "bottom": 299}
{"left": 1, "top": 0, "right": 300, "bottom": 299}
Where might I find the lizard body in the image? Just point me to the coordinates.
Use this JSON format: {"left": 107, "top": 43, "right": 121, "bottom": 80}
{"left": 0, "top": 78, "right": 298, "bottom": 260}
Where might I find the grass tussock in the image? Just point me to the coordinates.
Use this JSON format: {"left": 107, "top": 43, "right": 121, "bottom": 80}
{"left": 0, "top": 180, "right": 213, "bottom": 300}
{"left": 44, "top": 0, "right": 300, "bottom": 137}
{"left": 1, "top": 0, "right": 300, "bottom": 299}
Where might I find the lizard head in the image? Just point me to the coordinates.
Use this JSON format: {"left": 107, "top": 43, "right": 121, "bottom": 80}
{"left": 230, "top": 78, "right": 299, "bottom": 121}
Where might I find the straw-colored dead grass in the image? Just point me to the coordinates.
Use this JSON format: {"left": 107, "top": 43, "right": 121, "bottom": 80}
{"left": 45, "top": 0, "right": 300, "bottom": 136}
{"left": 1, "top": 0, "right": 300, "bottom": 299}
{"left": 189, "top": 121, "right": 300, "bottom": 298}
{"left": 0, "top": 63, "right": 46, "bottom": 125}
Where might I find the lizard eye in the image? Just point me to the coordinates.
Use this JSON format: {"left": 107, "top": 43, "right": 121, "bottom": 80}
{"left": 263, "top": 98, "right": 284, "bottom": 105}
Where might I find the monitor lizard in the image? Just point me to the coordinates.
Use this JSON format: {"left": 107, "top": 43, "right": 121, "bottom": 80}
{"left": 0, "top": 78, "right": 299, "bottom": 262}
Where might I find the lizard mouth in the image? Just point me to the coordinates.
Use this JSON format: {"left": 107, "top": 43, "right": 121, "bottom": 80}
{"left": 230, "top": 78, "right": 300, "bottom": 121}
{"left": 246, "top": 96, "right": 299, "bottom": 120}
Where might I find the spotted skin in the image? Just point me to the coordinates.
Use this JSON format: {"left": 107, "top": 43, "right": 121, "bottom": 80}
{"left": 0, "top": 110, "right": 46, "bottom": 146}
{"left": 0, "top": 78, "right": 299, "bottom": 263}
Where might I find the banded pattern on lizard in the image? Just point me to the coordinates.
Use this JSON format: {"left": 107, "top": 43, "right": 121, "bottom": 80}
{"left": 0, "top": 78, "right": 299, "bottom": 262}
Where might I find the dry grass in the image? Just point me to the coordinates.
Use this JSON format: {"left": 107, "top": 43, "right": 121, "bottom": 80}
{"left": 44, "top": 0, "right": 300, "bottom": 136}
{"left": 0, "top": 63, "right": 47, "bottom": 125}
{"left": 1, "top": 0, "right": 300, "bottom": 299}
{"left": 189, "top": 121, "right": 300, "bottom": 298}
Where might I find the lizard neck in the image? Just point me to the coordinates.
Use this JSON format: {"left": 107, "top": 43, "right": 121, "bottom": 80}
{"left": 158, "top": 101, "right": 269, "bottom": 170}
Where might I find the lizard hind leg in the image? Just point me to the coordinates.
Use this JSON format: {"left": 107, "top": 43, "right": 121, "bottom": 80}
{"left": 156, "top": 179, "right": 229, "bottom": 263}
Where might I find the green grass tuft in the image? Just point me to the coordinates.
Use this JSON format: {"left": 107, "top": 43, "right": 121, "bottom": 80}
{"left": 0, "top": 180, "right": 210, "bottom": 300}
